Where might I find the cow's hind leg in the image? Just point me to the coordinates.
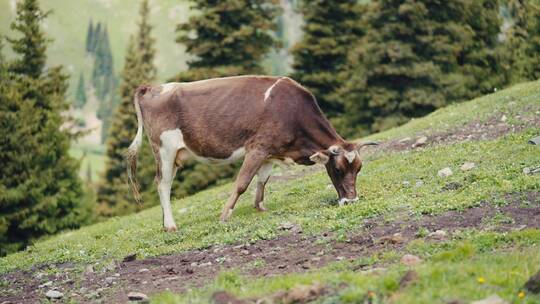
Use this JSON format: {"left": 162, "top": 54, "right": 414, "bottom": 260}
{"left": 254, "top": 162, "right": 272, "bottom": 212}
{"left": 156, "top": 136, "right": 182, "bottom": 232}
{"left": 220, "top": 150, "right": 268, "bottom": 222}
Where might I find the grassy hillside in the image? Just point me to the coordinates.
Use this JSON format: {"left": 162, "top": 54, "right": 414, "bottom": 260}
{"left": 0, "top": 0, "right": 191, "bottom": 97}
{"left": 1, "top": 80, "right": 539, "bottom": 303}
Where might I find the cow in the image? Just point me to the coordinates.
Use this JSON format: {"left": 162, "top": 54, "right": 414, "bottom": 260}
{"left": 126, "top": 75, "right": 377, "bottom": 232}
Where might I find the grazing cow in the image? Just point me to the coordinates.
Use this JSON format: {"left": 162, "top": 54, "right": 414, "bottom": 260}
{"left": 126, "top": 76, "right": 376, "bottom": 231}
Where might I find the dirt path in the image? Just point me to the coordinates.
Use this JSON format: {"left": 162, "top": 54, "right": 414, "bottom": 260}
{"left": 2, "top": 192, "right": 538, "bottom": 303}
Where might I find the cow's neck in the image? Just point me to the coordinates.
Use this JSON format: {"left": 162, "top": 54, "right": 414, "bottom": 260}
{"left": 300, "top": 115, "right": 344, "bottom": 156}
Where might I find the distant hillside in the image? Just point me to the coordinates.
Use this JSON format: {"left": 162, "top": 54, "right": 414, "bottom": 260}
{"left": 0, "top": 0, "right": 191, "bottom": 98}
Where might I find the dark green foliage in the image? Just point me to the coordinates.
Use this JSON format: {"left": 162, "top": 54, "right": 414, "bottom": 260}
{"left": 97, "top": 0, "right": 157, "bottom": 217}
{"left": 75, "top": 72, "right": 87, "bottom": 108}
{"left": 338, "top": 0, "right": 505, "bottom": 136}
{"left": 176, "top": 0, "right": 280, "bottom": 73}
{"left": 504, "top": 0, "right": 540, "bottom": 82}
{"left": 85, "top": 19, "right": 94, "bottom": 53}
{"left": 0, "top": 0, "right": 89, "bottom": 255}
{"left": 290, "top": 0, "right": 364, "bottom": 118}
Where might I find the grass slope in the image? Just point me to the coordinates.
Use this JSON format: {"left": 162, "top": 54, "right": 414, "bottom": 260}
{"left": 1, "top": 80, "right": 539, "bottom": 303}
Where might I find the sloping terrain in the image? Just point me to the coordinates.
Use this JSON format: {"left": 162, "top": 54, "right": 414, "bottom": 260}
{"left": 1, "top": 80, "right": 539, "bottom": 303}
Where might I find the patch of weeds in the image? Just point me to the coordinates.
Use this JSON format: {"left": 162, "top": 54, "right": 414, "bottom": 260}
{"left": 216, "top": 270, "right": 244, "bottom": 290}
{"left": 483, "top": 212, "right": 515, "bottom": 226}
{"left": 249, "top": 259, "right": 266, "bottom": 269}
{"left": 416, "top": 227, "right": 429, "bottom": 238}
{"left": 432, "top": 242, "right": 476, "bottom": 262}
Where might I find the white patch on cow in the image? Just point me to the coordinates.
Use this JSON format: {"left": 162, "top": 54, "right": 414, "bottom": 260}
{"left": 264, "top": 78, "right": 282, "bottom": 101}
{"left": 257, "top": 162, "right": 273, "bottom": 183}
{"left": 344, "top": 151, "right": 357, "bottom": 164}
{"left": 338, "top": 197, "right": 358, "bottom": 207}
{"left": 189, "top": 147, "right": 246, "bottom": 165}
{"left": 160, "top": 82, "right": 180, "bottom": 95}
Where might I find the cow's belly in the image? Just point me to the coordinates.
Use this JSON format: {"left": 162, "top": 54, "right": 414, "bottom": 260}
{"left": 187, "top": 147, "right": 246, "bottom": 165}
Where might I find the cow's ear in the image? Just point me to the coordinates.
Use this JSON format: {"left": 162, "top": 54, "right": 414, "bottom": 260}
{"left": 309, "top": 152, "right": 329, "bottom": 164}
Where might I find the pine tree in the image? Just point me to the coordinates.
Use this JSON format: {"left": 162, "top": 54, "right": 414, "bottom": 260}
{"left": 97, "top": 0, "right": 157, "bottom": 217}
{"left": 290, "top": 0, "right": 364, "bottom": 118}
{"left": 0, "top": 0, "right": 89, "bottom": 255}
{"left": 339, "top": 0, "right": 505, "bottom": 136}
{"left": 90, "top": 21, "right": 102, "bottom": 54}
{"left": 175, "top": 0, "right": 280, "bottom": 75}
{"left": 85, "top": 19, "right": 94, "bottom": 53}
{"left": 75, "top": 72, "right": 87, "bottom": 108}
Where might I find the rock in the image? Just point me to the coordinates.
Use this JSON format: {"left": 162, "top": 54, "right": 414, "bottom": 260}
{"left": 123, "top": 253, "right": 137, "bottom": 262}
{"left": 399, "top": 137, "right": 412, "bottom": 143}
{"left": 400, "top": 254, "right": 422, "bottom": 266}
{"left": 438, "top": 167, "right": 453, "bottom": 178}
{"left": 460, "top": 162, "right": 476, "bottom": 171}
{"left": 211, "top": 291, "right": 246, "bottom": 304}
{"left": 529, "top": 136, "right": 540, "bottom": 145}
{"left": 241, "top": 250, "right": 250, "bottom": 255}
{"left": 525, "top": 270, "right": 540, "bottom": 293}
{"left": 402, "top": 181, "right": 410, "bottom": 186}
{"left": 523, "top": 167, "right": 531, "bottom": 174}
{"left": 278, "top": 221, "right": 302, "bottom": 233}
{"left": 500, "top": 115, "right": 507, "bottom": 122}
{"left": 127, "top": 292, "right": 148, "bottom": 302}
{"left": 412, "top": 136, "right": 428, "bottom": 148}
{"left": 442, "top": 182, "right": 462, "bottom": 191}
{"left": 379, "top": 233, "right": 406, "bottom": 244}
{"left": 190, "top": 262, "right": 198, "bottom": 267}
{"left": 399, "top": 270, "right": 418, "bottom": 288}
{"left": 138, "top": 268, "right": 149, "bottom": 273}
{"left": 427, "top": 230, "right": 447, "bottom": 240}
{"left": 38, "top": 281, "right": 53, "bottom": 288}
{"left": 199, "top": 261, "right": 212, "bottom": 267}
{"left": 415, "top": 180, "right": 424, "bottom": 187}
{"left": 471, "top": 295, "right": 508, "bottom": 304}
{"left": 336, "top": 256, "right": 345, "bottom": 261}
{"left": 45, "top": 290, "right": 64, "bottom": 299}
{"left": 278, "top": 283, "right": 326, "bottom": 304}
{"left": 84, "top": 265, "right": 94, "bottom": 274}
{"left": 105, "top": 277, "right": 115, "bottom": 285}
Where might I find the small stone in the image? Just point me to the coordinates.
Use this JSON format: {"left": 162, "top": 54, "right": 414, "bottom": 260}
{"left": 500, "top": 115, "right": 507, "bottom": 122}
{"left": 336, "top": 256, "right": 345, "bottom": 261}
{"left": 427, "top": 230, "right": 447, "bottom": 240}
{"left": 399, "top": 137, "right": 412, "bottom": 143}
{"left": 113, "top": 273, "right": 120, "bottom": 277}
{"left": 380, "top": 233, "right": 406, "bottom": 244}
{"left": 199, "top": 261, "right": 212, "bottom": 267}
{"left": 105, "top": 277, "right": 115, "bottom": 285}
{"left": 190, "top": 262, "right": 198, "bottom": 267}
{"left": 311, "top": 257, "right": 321, "bottom": 262}
{"left": 400, "top": 254, "right": 422, "bottom": 266}
{"left": 460, "top": 162, "right": 476, "bottom": 171}
{"left": 412, "top": 136, "right": 428, "bottom": 148}
{"left": 523, "top": 167, "right": 531, "bottom": 174}
{"left": 38, "top": 281, "right": 53, "bottom": 288}
{"left": 138, "top": 268, "right": 149, "bottom": 273}
{"left": 415, "top": 180, "right": 424, "bottom": 187}
{"left": 438, "top": 167, "right": 453, "bottom": 178}
{"left": 471, "top": 295, "right": 508, "bottom": 304}
{"left": 528, "top": 136, "right": 540, "bottom": 145}
{"left": 45, "top": 290, "right": 64, "bottom": 299}
{"left": 402, "top": 181, "right": 410, "bottom": 186}
{"left": 127, "top": 292, "right": 148, "bottom": 302}
{"left": 84, "top": 265, "right": 94, "bottom": 274}
{"left": 241, "top": 250, "right": 250, "bottom": 255}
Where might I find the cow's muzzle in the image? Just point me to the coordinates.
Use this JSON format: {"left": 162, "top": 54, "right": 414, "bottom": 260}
{"left": 338, "top": 196, "right": 358, "bottom": 207}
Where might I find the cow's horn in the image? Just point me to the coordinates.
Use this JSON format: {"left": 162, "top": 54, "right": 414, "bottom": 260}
{"left": 356, "top": 141, "right": 379, "bottom": 150}
{"left": 328, "top": 145, "right": 341, "bottom": 155}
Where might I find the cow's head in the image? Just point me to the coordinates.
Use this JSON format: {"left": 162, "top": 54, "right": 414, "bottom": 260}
{"left": 309, "top": 142, "right": 377, "bottom": 206}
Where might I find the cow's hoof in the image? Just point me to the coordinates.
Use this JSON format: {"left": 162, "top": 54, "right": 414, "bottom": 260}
{"left": 163, "top": 225, "right": 178, "bottom": 232}
{"left": 220, "top": 209, "right": 233, "bottom": 222}
{"left": 255, "top": 205, "right": 267, "bottom": 212}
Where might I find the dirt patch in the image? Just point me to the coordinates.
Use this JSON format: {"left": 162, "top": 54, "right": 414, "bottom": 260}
{"left": 369, "top": 113, "right": 540, "bottom": 155}
{"left": 1, "top": 192, "right": 538, "bottom": 303}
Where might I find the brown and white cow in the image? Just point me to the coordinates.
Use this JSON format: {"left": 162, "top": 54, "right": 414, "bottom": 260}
{"left": 126, "top": 75, "right": 376, "bottom": 231}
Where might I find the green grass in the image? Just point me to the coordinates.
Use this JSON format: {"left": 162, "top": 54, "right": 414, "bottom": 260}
{"left": 1, "top": 80, "right": 540, "bottom": 303}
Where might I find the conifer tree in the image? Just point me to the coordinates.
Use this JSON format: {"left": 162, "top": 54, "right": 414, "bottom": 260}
{"left": 175, "top": 0, "right": 280, "bottom": 76}
{"left": 339, "top": 0, "right": 504, "bottom": 136}
{"left": 290, "top": 0, "right": 364, "bottom": 118}
{"left": 85, "top": 19, "right": 94, "bottom": 53}
{"left": 0, "top": 0, "right": 89, "bottom": 255}
{"left": 90, "top": 22, "right": 102, "bottom": 54}
{"left": 97, "top": 0, "right": 157, "bottom": 216}
{"left": 75, "top": 72, "right": 87, "bottom": 108}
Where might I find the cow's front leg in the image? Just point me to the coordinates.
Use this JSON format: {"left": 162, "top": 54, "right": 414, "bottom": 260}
{"left": 220, "top": 150, "right": 268, "bottom": 222}
{"left": 254, "top": 162, "right": 272, "bottom": 212}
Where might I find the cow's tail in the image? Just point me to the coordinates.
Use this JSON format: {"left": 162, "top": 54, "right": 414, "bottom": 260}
{"left": 126, "top": 86, "right": 147, "bottom": 204}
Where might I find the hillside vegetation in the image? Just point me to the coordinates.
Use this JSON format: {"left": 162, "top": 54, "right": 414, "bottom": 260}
{"left": 1, "top": 80, "right": 539, "bottom": 302}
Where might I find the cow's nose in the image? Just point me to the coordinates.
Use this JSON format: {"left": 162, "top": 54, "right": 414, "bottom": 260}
{"left": 338, "top": 196, "right": 358, "bottom": 207}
